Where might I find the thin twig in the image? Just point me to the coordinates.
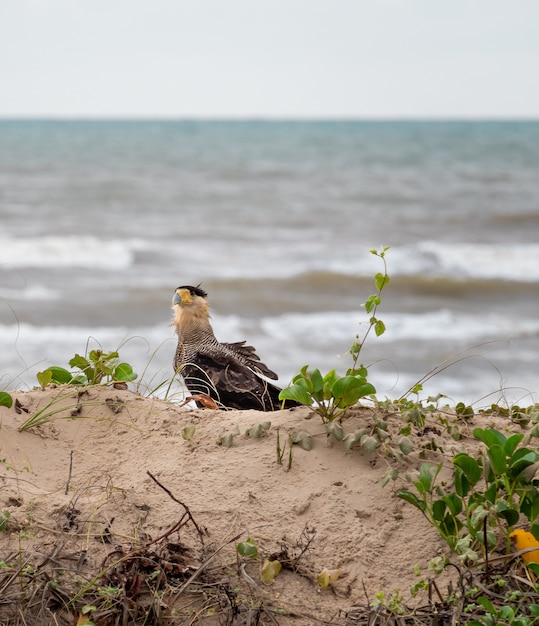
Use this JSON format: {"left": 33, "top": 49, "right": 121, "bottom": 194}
{"left": 65, "top": 450, "right": 74, "bottom": 495}
{"left": 146, "top": 470, "right": 205, "bottom": 542}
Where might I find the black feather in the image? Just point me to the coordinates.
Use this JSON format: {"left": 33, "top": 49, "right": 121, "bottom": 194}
{"left": 176, "top": 285, "right": 208, "bottom": 298}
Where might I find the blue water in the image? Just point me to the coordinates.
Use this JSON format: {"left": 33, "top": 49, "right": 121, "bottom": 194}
{"left": 1, "top": 120, "right": 538, "bottom": 405}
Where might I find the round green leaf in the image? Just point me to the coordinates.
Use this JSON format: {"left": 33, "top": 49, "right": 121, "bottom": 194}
{"left": 47, "top": 366, "right": 75, "bottom": 384}
{"left": 0, "top": 392, "right": 13, "bottom": 408}
{"left": 398, "top": 435, "right": 414, "bottom": 455}
{"left": 325, "top": 421, "right": 344, "bottom": 441}
{"left": 237, "top": 539, "right": 258, "bottom": 558}
{"left": 291, "top": 430, "right": 314, "bottom": 451}
{"left": 114, "top": 363, "right": 137, "bottom": 382}
{"left": 452, "top": 453, "right": 482, "bottom": 486}
{"left": 278, "top": 385, "right": 313, "bottom": 406}
{"left": 360, "top": 435, "right": 379, "bottom": 452}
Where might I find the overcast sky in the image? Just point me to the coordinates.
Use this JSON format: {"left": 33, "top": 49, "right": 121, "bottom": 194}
{"left": 1, "top": 0, "right": 538, "bottom": 119}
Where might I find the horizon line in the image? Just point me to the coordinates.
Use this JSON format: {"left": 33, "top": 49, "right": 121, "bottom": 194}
{"left": 1, "top": 115, "right": 538, "bottom": 123}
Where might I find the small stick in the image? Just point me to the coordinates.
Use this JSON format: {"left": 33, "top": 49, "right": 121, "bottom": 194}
{"left": 65, "top": 451, "right": 74, "bottom": 495}
{"left": 146, "top": 471, "right": 205, "bottom": 542}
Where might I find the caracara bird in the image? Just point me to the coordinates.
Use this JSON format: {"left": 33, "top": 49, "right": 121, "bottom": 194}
{"left": 172, "top": 285, "right": 297, "bottom": 410}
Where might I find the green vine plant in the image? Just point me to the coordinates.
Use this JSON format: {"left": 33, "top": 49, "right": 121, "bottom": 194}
{"left": 396, "top": 427, "right": 539, "bottom": 563}
{"left": 36, "top": 349, "right": 137, "bottom": 388}
{"left": 279, "top": 246, "right": 389, "bottom": 422}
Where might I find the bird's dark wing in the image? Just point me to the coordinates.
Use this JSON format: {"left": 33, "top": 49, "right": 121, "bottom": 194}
{"left": 180, "top": 349, "right": 285, "bottom": 411}
{"left": 220, "top": 341, "right": 279, "bottom": 380}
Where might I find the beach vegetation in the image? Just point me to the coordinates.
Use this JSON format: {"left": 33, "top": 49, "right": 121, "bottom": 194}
{"left": 279, "top": 246, "right": 389, "bottom": 420}
{"left": 397, "top": 427, "right": 539, "bottom": 563}
{"left": 36, "top": 349, "right": 137, "bottom": 388}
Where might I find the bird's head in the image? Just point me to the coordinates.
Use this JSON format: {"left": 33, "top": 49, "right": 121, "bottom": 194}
{"left": 171, "top": 285, "right": 210, "bottom": 329}
{"left": 172, "top": 285, "right": 208, "bottom": 307}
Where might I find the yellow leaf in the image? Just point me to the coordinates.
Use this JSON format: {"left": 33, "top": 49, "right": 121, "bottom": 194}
{"left": 316, "top": 567, "right": 340, "bottom": 588}
{"left": 261, "top": 559, "right": 282, "bottom": 584}
{"left": 510, "top": 529, "right": 539, "bottom": 565}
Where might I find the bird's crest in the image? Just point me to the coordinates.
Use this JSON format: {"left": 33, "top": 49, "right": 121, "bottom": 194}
{"left": 176, "top": 285, "right": 208, "bottom": 298}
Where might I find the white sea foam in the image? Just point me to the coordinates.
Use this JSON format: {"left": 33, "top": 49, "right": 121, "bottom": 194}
{"left": 3, "top": 309, "right": 537, "bottom": 362}
{"left": 257, "top": 309, "right": 539, "bottom": 345}
{"left": 164, "top": 239, "right": 539, "bottom": 283}
{"left": 390, "top": 242, "right": 539, "bottom": 282}
{"left": 1, "top": 315, "right": 537, "bottom": 404}
{"left": 0, "top": 236, "right": 136, "bottom": 269}
{"left": 1, "top": 234, "right": 537, "bottom": 284}
{"left": 0, "top": 285, "right": 60, "bottom": 301}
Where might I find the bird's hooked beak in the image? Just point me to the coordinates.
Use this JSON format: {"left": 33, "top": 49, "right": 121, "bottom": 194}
{"left": 172, "top": 291, "right": 182, "bottom": 306}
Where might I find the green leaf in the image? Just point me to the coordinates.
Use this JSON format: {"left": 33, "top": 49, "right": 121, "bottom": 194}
{"left": 529, "top": 563, "right": 539, "bottom": 577}
{"left": 291, "top": 366, "right": 312, "bottom": 390}
{"left": 278, "top": 385, "right": 313, "bottom": 406}
{"left": 453, "top": 469, "right": 470, "bottom": 498}
{"left": 290, "top": 430, "right": 314, "bottom": 451}
{"left": 246, "top": 423, "right": 270, "bottom": 438}
{"left": 343, "top": 431, "right": 362, "bottom": 450}
{"left": 0, "top": 392, "right": 13, "bottom": 408}
{"left": 498, "top": 606, "right": 514, "bottom": 621}
{"left": 325, "top": 421, "right": 344, "bottom": 441}
{"left": 418, "top": 463, "right": 441, "bottom": 493}
{"left": 332, "top": 375, "right": 375, "bottom": 408}
{"left": 374, "top": 320, "right": 386, "bottom": 337}
{"left": 47, "top": 366, "right": 74, "bottom": 384}
{"left": 322, "top": 369, "right": 338, "bottom": 386}
{"left": 69, "top": 354, "right": 90, "bottom": 370}
{"left": 364, "top": 294, "right": 379, "bottom": 313}
{"left": 473, "top": 427, "right": 506, "bottom": 449}
{"left": 349, "top": 340, "right": 361, "bottom": 356}
{"left": 476, "top": 596, "right": 496, "bottom": 615}
{"left": 309, "top": 368, "right": 324, "bottom": 399}
{"left": 432, "top": 499, "right": 446, "bottom": 522}
{"left": 381, "top": 467, "right": 399, "bottom": 487}
{"left": 113, "top": 362, "right": 137, "bottom": 382}
{"left": 452, "top": 453, "right": 482, "bottom": 486}
{"left": 236, "top": 538, "right": 258, "bottom": 558}
{"left": 375, "top": 272, "right": 390, "bottom": 291}
{"left": 443, "top": 493, "right": 463, "bottom": 516}
{"left": 509, "top": 448, "right": 538, "bottom": 477}
{"left": 495, "top": 502, "right": 519, "bottom": 526}
{"left": 398, "top": 435, "right": 413, "bottom": 455}
{"left": 360, "top": 435, "right": 379, "bottom": 452}
{"left": 439, "top": 514, "right": 460, "bottom": 539}
{"left": 396, "top": 489, "right": 426, "bottom": 512}
{"left": 470, "top": 505, "right": 489, "bottom": 529}
{"left": 181, "top": 425, "right": 196, "bottom": 442}
{"left": 504, "top": 433, "right": 524, "bottom": 457}
{"left": 218, "top": 431, "right": 237, "bottom": 447}
{"left": 521, "top": 493, "right": 539, "bottom": 522}
{"left": 487, "top": 444, "right": 507, "bottom": 475}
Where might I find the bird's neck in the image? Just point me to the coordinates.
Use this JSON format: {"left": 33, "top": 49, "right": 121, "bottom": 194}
{"left": 173, "top": 301, "right": 215, "bottom": 345}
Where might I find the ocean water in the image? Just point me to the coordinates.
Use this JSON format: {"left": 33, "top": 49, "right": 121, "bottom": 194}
{"left": 1, "top": 119, "right": 538, "bottom": 406}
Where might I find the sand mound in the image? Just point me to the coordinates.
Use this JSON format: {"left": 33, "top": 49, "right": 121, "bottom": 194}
{"left": 0, "top": 385, "right": 533, "bottom": 624}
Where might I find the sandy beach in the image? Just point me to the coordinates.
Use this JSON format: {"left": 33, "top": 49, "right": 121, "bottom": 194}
{"left": 1, "top": 383, "right": 535, "bottom": 624}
